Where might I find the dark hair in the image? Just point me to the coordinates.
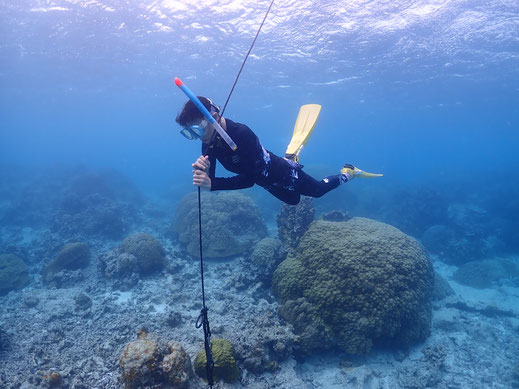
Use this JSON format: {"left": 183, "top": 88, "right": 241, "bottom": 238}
{"left": 175, "top": 96, "right": 219, "bottom": 126}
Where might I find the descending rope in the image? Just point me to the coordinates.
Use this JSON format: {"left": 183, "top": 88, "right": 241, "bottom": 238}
{"left": 219, "top": 0, "right": 275, "bottom": 119}
{"left": 195, "top": 186, "right": 214, "bottom": 387}
{"left": 195, "top": 1, "right": 275, "bottom": 387}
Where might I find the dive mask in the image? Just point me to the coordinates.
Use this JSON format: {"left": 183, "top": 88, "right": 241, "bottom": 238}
{"left": 180, "top": 120, "right": 209, "bottom": 140}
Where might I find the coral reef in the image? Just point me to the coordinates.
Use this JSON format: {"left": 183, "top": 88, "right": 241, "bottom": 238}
{"left": 51, "top": 170, "right": 142, "bottom": 240}
{"left": 74, "top": 293, "right": 92, "bottom": 312}
{"left": 512, "top": 362, "right": 519, "bottom": 388}
{"left": 120, "top": 330, "right": 192, "bottom": 389}
{"left": 173, "top": 192, "right": 267, "bottom": 258}
{"left": 321, "top": 209, "right": 351, "bottom": 222}
{"left": 453, "top": 258, "right": 519, "bottom": 289}
{"left": 44, "top": 242, "right": 90, "bottom": 275}
{"left": 278, "top": 297, "right": 335, "bottom": 354}
{"left": 194, "top": 338, "right": 239, "bottom": 384}
{"left": 432, "top": 271, "right": 455, "bottom": 301}
{"left": 120, "top": 233, "right": 166, "bottom": 274}
{"left": 398, "top": 344, "right": 448, "bottom": 388}
{"left": 100, "top": 233, "right": 165, "bottom": 287}
{"left": 42, "top": 243, "right": 90, "bottom": 287}
{"left": 0, "top": 170, "right": 66, "bottom": 227}
{"left": 1, "top": 168, "right": 140, "bottom": 240}
{"left": 381, "top": 187, "right": 448, "bottom": 238}
{"left": 245, "top": 238, "right": 287, "bottom": 286}
{"left": 277, "top": 196, "right": 314, "bottom": 251}
{"left": 0, "top": 254, "right": 29, "bottom": 295}
{"left": 481, "top": 183, "right": 519, "bottom": 253}
{"left": 0, "top": 325, "right": 9, "bottom": 352}
{"left": 421, "top": 203, "right": 501, "bottom": 265}
{"left": 52, "top": 195, "right": 130, "bottom": 240}
{"left": 273, "top": 218, "right": 434, "bottom": 355}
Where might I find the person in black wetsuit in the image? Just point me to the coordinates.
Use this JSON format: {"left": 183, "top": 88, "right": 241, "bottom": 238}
{"left": 176, "top": 96, "right": 360, "bottom": 205}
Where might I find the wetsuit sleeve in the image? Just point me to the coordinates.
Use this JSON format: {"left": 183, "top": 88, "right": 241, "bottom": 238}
{"left": 208, "top": 127, "right": 257, "bottom": 191}
{"left": 211, "top": 173, "right": 255, "bottom": 191}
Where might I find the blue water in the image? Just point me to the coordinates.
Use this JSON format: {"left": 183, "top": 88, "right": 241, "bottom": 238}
{"left": 1, "top": 0, "right": 519, "bottom": 387}
{"left": 2, "top": 0, "right": 517, "bottom": 196}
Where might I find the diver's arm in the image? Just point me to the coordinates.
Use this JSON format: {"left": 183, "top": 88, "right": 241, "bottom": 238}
{"left": 211, "top": 174, "right": 255, "bottom": 191}
{"left": 209, "top": 129, "right": 257, "bottom": 191}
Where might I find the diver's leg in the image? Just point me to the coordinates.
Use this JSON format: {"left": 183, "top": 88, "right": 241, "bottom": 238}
{"left": 295, "top": 170, "right": 347, "bottom": 198}
{"left": 264, "top": 186, "right": 301, "bottom": 205}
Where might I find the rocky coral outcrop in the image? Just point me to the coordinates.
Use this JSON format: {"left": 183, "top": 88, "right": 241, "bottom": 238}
{"left": 173, "top": 192, "right": 267, "bottom": 258}
{"left": 100, "top": 233, "right": 166, "bottom": 287}
{"left": 277, "top": 196, "right": 314, "bottom": 252}
{"left": 120, "top": 330, "right": 192, "bottom": 389}
{"left": 0, "top": 254, "right": 29, "bottom": 295}
{"left": 44, "top": 243, "right": 90, "bottom": 275}
{"left": 245, "top": 238, "right": 286, "bottom": 286}
{"left": 273, "top": 218, "right": 434, "bottom": 356}
{"left": 120, "top": 233, "right": 165, "bottom": 274}
{"left": 42, "top": 242, "right": 90, "bottom": 287}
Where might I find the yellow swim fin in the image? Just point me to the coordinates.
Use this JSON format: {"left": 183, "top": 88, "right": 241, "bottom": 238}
{"left": 285, "top": 104, "right": 321, "bottom": 163}
{"left": 341, "top": 164, "right": 383, "bottom": 179}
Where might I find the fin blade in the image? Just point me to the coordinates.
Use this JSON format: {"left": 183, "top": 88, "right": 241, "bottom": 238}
{"left": 359, "top": 171, "right": 383, "bottom": 178}
{"left": 285, "top": 104, "right": 321, "bottom": 159}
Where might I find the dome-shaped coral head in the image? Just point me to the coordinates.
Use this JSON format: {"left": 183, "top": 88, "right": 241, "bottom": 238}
{"left": 273, "top": 218, "right": 434, "bottom": 356}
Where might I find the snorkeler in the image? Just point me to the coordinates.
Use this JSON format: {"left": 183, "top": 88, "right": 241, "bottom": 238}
{"left": 176, "top": 96, "right": 381, "bottom": 205}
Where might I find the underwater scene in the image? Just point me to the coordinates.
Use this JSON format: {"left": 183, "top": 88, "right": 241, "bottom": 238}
{"left": 1, "top": 0, "right": 518, "bottom": 388}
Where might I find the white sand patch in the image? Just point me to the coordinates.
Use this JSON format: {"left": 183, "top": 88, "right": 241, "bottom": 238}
{"left": 114, "top": 291, "right": 132, "bottom": 305}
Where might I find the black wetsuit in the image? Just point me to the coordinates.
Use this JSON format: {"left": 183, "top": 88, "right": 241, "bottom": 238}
{"left": 204, "top": 119, "right": 346, "bottom": 205}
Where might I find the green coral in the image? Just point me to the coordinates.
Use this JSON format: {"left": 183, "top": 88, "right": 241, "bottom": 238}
{"left": 194, "top": 338, "right": 239, "bottom": 383}
{"left": 174, "top": 192, "right": 267, "bottom": 258}
{"left": 44, "top": 242, "right": 90, "bottom": 280}
{"left": 273, "top": 218, "right": 434, "bottom": 355}
{"left": 120, "top": 233, "right": 165, "bottom": 274}
{"left": 0, "top": 254, "right": 29, "bottom": 295}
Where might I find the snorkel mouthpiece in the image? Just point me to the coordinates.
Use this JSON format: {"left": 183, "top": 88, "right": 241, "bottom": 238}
{"left": 174, "top": 77, "right": 238, "bottom": 151}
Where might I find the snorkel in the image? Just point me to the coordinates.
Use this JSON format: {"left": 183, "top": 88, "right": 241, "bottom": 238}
{"left": 174, "top": 77, "right": 238, "bottom": 151}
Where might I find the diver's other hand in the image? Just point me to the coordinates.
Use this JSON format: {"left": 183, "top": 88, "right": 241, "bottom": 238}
{"left": 192, "top": 155, "right": 210, "bottom": 172}
{"left": 193, "top": 169, "right": 211, "bottom": 190}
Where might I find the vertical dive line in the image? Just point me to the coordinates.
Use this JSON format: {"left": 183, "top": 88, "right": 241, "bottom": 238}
{"left": 219, "top": 0, "right": 275, "bottom": 119}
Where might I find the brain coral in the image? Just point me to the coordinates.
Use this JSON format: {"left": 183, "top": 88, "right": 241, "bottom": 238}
{"left": 174, "top": 192, "right": 267, "bottom": 258}
{"left": 120, "top": 233, "right": 166, "bottom": 274}
{"left": 194, "top": 338, "right": 239, "bottom": 383}
{"left": 273, "top": 218, "right": 434, "bottom": 355}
